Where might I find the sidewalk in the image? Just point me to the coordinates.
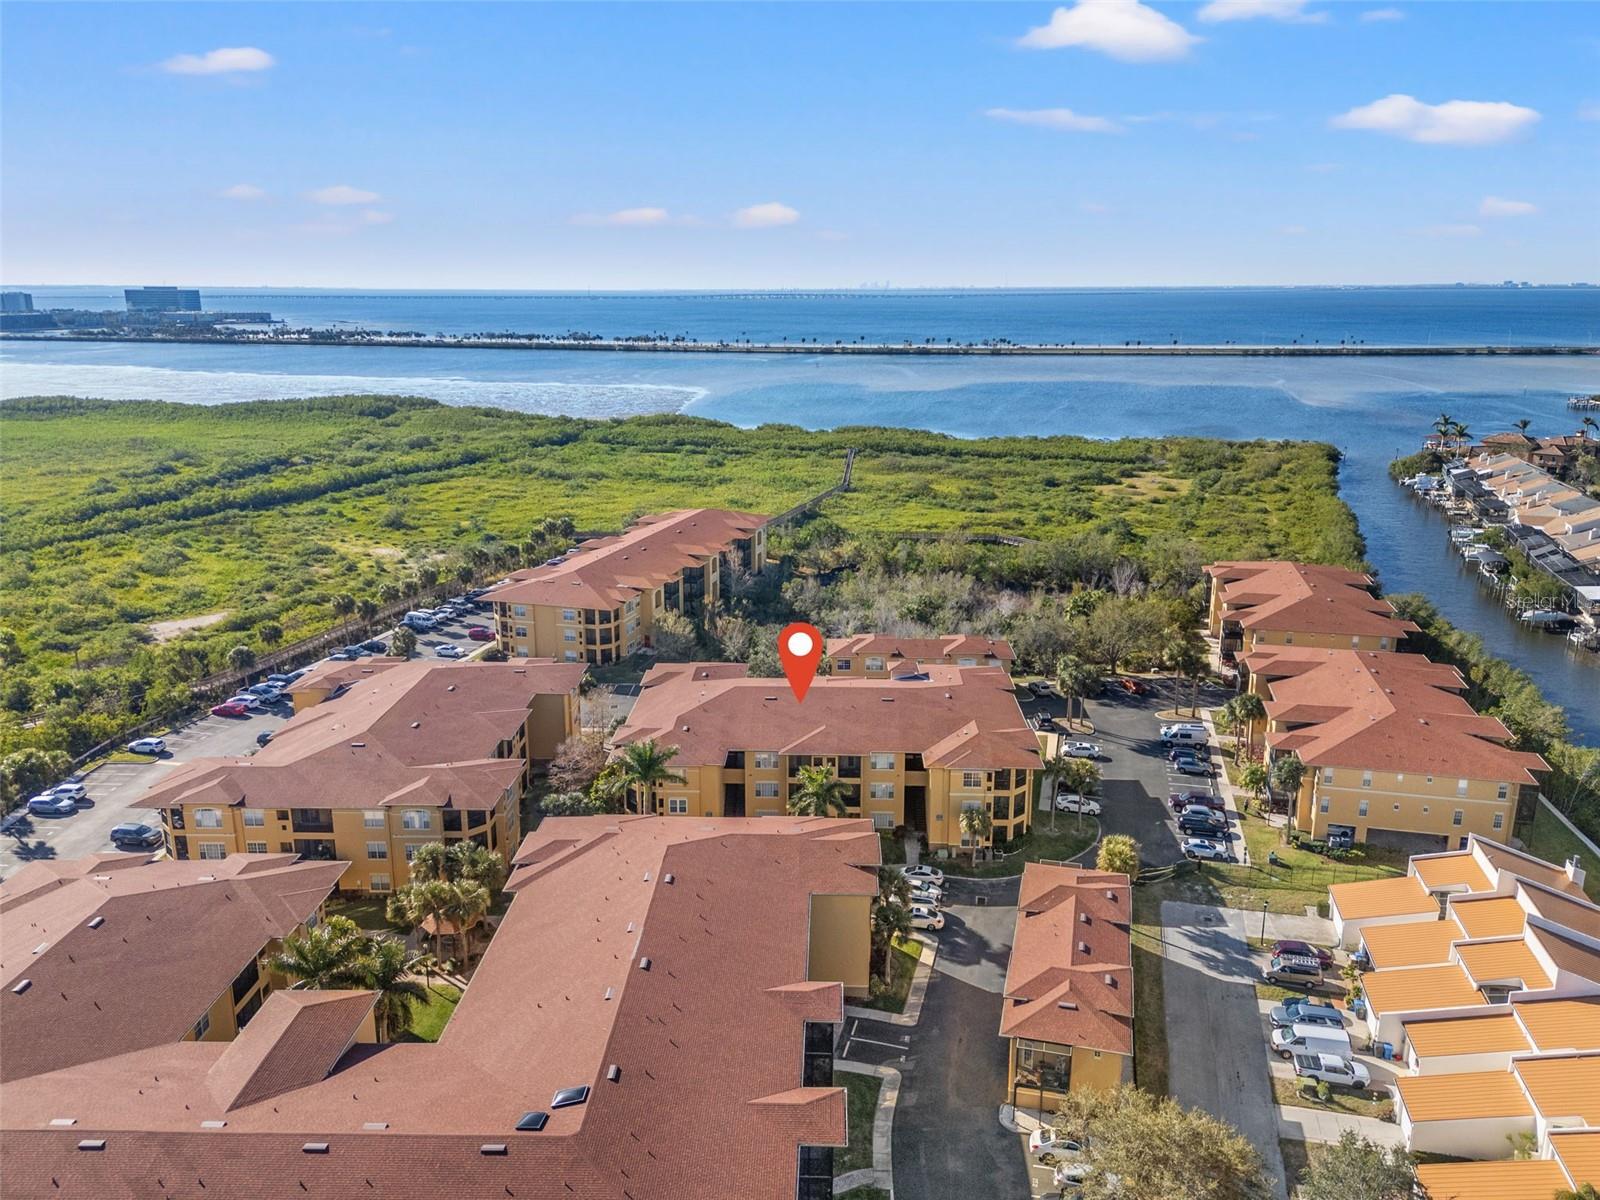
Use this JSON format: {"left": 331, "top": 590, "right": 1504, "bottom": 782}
{"left": 844, "top": 934, "right": 938, "bottom": 1027}
{"left": 834, "top": 1061, "right": 901, "bottom": 1197}
{"left": 1276, "top": 1106, "right": 1406, "bottom": 1147}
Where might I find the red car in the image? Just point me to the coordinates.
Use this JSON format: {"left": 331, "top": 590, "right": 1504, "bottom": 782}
{"left": 1119, "top": 677, "right": 1147, "bottom": 695}
{"left": 210, "top": 701, "right": 248, "bottom": 717}
{"left": 1169, "top": 791, "right": 1225, "bottom": 813}
{"left": 1272, "top": 939, "right": 1335, "bottom": 969}
{"left": 466, "top": 627, "right": 496, "bottom": 642}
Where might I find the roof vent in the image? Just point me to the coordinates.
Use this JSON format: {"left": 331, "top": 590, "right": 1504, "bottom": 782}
{"left": 48, "top": 1118, "right": 76, "bottom": 1127}
{"left": 77, "top": 1140, "right": 106, "bottom": 1152}
{"left": 1104, "top": 974, "right": 1117, "bottom": 987}
{"left": 764, "top": 695, "right": 778, "bottom": 702}
{"left": 201, "top": 1120, "right": 227, "bottom": 1129}
{"left": 1057, "top": 1001, "right": 1078, "bottom": 1011}
{"left": 350, "top": 742, "right": 366, "bottom": 749}
{"left": 1079, "top": 913, "right": 1091, "bottom": 925}
{"left": 480, "top": 1144, "right": 508, "bottom": 1156}
{"left": 516, "top": 1111, "right": 549, "bottom": 1132}
{"left": 1077, "top": 941, "right": 1090, "bottom": 954}
{"left": 87, "top": 916, "right": 105, "bottom": 930}
{"left": 11, "top": 979, "right": 31, "bottom": 995}
{"left": 362, "top": 1123, "right": 389, "bottom": 1131}
{"left": 551, "top": 1086, "right": 590, "bottom": 1109}
{"left": 664, "top": 873, "right": 675, "bottom": 885}
{"left": 302, "top": 1143, "right": 330, "bottom": 1154}
{"left": 606, "top": 1065, "right": 622, "bottom": 1083}
{"left": 880, "top": 697, "right": 894, "bottom": 703}
{"left": 639, "top": 956, "right": 652, "bottom": 971}
{"left": 411, "top": 722, "right": 421, "bottom": 729}
{"left": 446, "top": 684, "right": 457, "bottom": 693}
{"left": 1105, "top": 890, "right": 1118, "bottom": 902}
{"left": 603, "top": 987, "right": 613, "bottom": 1001}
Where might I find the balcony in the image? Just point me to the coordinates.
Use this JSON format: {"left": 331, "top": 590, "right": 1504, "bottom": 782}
{"left": 290, "top": 809, "right": 334, "bottom": 834}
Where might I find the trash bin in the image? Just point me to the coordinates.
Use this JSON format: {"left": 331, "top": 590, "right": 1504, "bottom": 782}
{"left": 1377, "top": 1042, "right": 1392, "bottom": 1061}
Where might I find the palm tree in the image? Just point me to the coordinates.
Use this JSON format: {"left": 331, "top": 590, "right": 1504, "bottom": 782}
{"left": 1054, "top": 654, "right": 1101, "bottom": 729}
{"left": 357, "top": 935, "right": 428, "bottom": 1042}
{"left": 958, "top": 806, "right": 993, "bottom": 863}
{"left": 1270, "top": 753, "right": 1308, "bottom": 841}
{"left": 444, "top": 879, "right": 491, "bottom": 967}
{"left": 1513, "top": 418, "right": 1532, "bottom": 436}
{"left": 269, "top": 915, "right": 365, "bottom": 990}
{"left": 1555, "top": 1185, "right": 1600, "bottom": 1200}
{"left": 787, "top": 764, "right": 851, "bottom": 817}
{"left": 615, "top": 739, "right": 685, "bottom": 814}
{"left": 386, "top": 878, "right": 457, "bottom": 961}
{"left": 1039, "top": 752, "right": 1070, "bottom": 832}
{"left": 332, "top": 593, "right": 356, "bottom": 638}
{"left": 1432, "top": 411, "right": 1454, "bottom": 446}
{"left": 1230, "top": 692, "right": 1267, "bottom": 759}
{"left": 356, "top": 597, "right": 379, "bottom": 632}
{"left": 870, "top": 866, "right": 913, "bottom": 982}
{"left": 1165, "top": 633, "right": 1206, "bottom": 716}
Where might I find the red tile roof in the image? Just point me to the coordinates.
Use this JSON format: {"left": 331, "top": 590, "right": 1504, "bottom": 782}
{"left": 484, "top": 509, "right": 767, "bottom": 609}
{"left": 0, "top": 817, "right": 880, "bottom": 1199}
{"left": 614, "top": 662, "right": 1042, "bottom": 770}
{"left": 1206, "top": 560, "right": 1418, "bottom": 640}
{"left": 0, "top": 854, "right": 343, "bottom": 1083}
{"left": 999, "top": 864, "right": 1133, "bottom": 1055}
{"left": 825, "top": 634, "right": 1015, "bottom": 665}
{"left": 135, "top": 660, "right": 583, "bottom": 814}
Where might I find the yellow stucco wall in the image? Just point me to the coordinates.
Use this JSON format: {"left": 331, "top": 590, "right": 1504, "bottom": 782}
{"left": 1292, "top": 764, "right": 1516, "bottom": 843}
{"left": 808, "top": 893, "right": 873, "bottom": 998}
{"left": 1247, "top": 628, "right": 1398, "bottom": 653}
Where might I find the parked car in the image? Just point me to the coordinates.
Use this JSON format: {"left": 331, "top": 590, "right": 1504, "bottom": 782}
{"left": 1182, "top": 837, "right": 1233, "bottom": 862}
{"left": 27, "top": 793, "right": 78, "bottom": 816}
{"left": 1169, "top": 790, "right": 1222, "bottom": 813}
{"left": 1178, "top": 813, "right": 1227, "bottom": 838}
{"left": 211, "top": 701, "right": 249, "bottom": 718}
{"left": 1291, "top": 1053, "right": 1371, "bottom": 1090}
{"left": 255, "top": 731, "right": 275, "bottom": 748}
{"left": 908, "top": 883, "right": 944, "bottom": 907}
{"left": 1167, "top": 744, "right": 1210, "bottom": 762}
{"left": 1033, "top": 713, "right": 1059, "bottom": 732}
{"left": 45, "top": 780, "right": 88, "bottom": 801}
{"left": 903, "top": 865, "right": 945, "bottom": 887}
{"left": 435, "top": 644, "right": 467, "bottom": 659}
{"left": 247, "top": 682, "right": 283, "bottom": 699}
{"left": 1273, "top": 940, "right": 1335, "bottom": 969}
{"left": 1027, "top": 680, "right": 1062, "bottom": 698}
{"left": 266, "top": 673, "right": 295, "bottom": 686}
{"left": 126, "top": 737, "right": 167, "bottom": 755}
{"left": 225, "top": 693, "right": 263, "bottom": 710}
{"left": 1053, "top": 1161, "right": 1092, "bottom": 1188}
{"left": 110, "top": 822, "right": 164, "bottom": 849}
{"left": 362, "top": 639, "right": 388, "bottom": 654}
{"left": 467, "top": 626, "right": 496, "bottom": 641}
{"left": 1269, "top": 999, "right": 1344, "bottom": 1030}
{"left": 1118, "top": 677, "right": 1147, "bottom": 695}
{"left": 402, "top": 612, "right": 437, "bottom": 631}
{"left": 1063, "top": 741, "right": 1101, "bottom": 759}
{"left": 909, "top": 904, "right": 945, "bottom": 931}
{"left": 1054, "top": 793, "right": 1102, "bottom": 816}
{"left": 1172, "top": 757, "right": 1212, "bottom": 778}
{"left": 1160, "top": 725, "right": 1208, "bottom": 746}
{"left": 1027, "top": 1128, "right": 1084, "bottom": 1161}
{"left": 1264, "top": 953, "right": 1324, "bottom": 990}
{"left": 326, "top": 650, "right": 358, "bottom": 662}
{"left": 1272, "top": 1022, "right": 1353, "bottom": 1061}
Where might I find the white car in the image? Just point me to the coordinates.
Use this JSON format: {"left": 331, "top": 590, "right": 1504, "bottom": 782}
{"left": 908, "top": 882, "right": 944, "bottom": 906}
{"left": 126, "top": 737, "right": 167, "bottom": 755}
{"left": 225, "top": 693, "right": 263, "bottom": 710}
{"left": 1292, "top": 1053, "right": 1371, "bottom": 1090}
{"left": 1063, "top": 741, "right": 1101, "bottom": 759}
{"left": 45, "top": 781, "right": 88, "bottom": 801}
{"left": 909, "top": 904, "right": 944, "bottom": 931}
{"left": 1027, "top": 680, "right": 1062, "bottom": 698}
{"left": 435, "top": 643, "right": 466, "bottom": 659}
{"left": 1182, "top": 837, "right": 1233, "bottom": 862}
{"left": 1054, "top": 793, "right": 1102, "bottom": 816}
{"left": 902, "top": 865, "right": 945, "bottom": 887}
{"left": 1027, "top": 1127, "right": 1084, "bottom": 1160}
{"left": 1053, "top": 1161, "right": 1092, "bottom": 1187}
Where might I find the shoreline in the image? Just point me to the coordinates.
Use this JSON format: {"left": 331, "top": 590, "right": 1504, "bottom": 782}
{"left": 3, "top": 332, "right": 1597, "bottom": 357}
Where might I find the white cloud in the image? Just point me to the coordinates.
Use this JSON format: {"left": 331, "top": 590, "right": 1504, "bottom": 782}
{"left": 1018, "top": 0, "right": 1201, "bottom": 63}
{"left": 161, "top": 47, "right": 275, "bottom": 76}
{"left": 1198, "top": 0, "right": 1326, "bottom": 24}
{"left": 306, "top": 184, "right": 381, "bottom": 206}
{"left": 218, "top": 183, "right": 265, "bottom": 200}
{"left": 1479, "top": 196, "right": 1537, "bottom": 217}
{"left": 733, "top": 202, "right": 800, "bottom": 229}
{"left": 359, "top": 209, "right": 395, "bottom": 225}
{"left": 1330, "top": 94, "right": 1540, "bottom": 145}
{"left": 1423, "top": 223, "right": 1482, "bottom": 237}
{"left": 1277, "top": 224, "right": 1309, "bottom": 235}
{"left": 571, "top": 207, "right": 674, "bottom": 227}
{"left": 1359, "top": 7, "right": 1405, "bottom": 20}
{"left": 984, "top": 107, "right": 1122, "bottom": 133}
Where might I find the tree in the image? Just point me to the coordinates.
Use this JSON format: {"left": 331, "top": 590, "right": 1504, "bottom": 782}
{"left": 548, "top": 730, "right": 609, "bottom": 795}
{"left": 390, "top": 626, "right": 418, "bottom": 658}
{"left": 788, "top": 764, "right": 851, "bottom": 817}
{"left": 255, "top": 621, "right": 284, "bottom": 648}
{"left": 1096, "top": 834, "right": 1140, "bottom": 878}
{"left": 1295, "top": 1130, "right": 1415, "bottom": 1200}
{"left": 1229, "top": 692, "right": 1267, "bottom": 759}
{"left": 1513, "top": 418, "right": 1532, "bottom": 436}
{"left": 1270, "top": 753, "right": 1307, "bottom": 838}
{"left": 227, "top": 644, "right": 256, "bottom": 671}
{"left": 456, "top": 561, "right": 475, "bottom": 587}
{"left": 1555, "top": 1186, "right": 1600, "bottom": 1200}
{"left": 588, "top": 760, "right": 629, "bottom": 813}
{"left": 332, "top": 594, "right": 356, "bottom": 637}
{"left": 615, "top": 738, "right": 685, "bottom": 813}
{"left": 649, "top": 610, "right": 698, "bottom": 660}
{"left": 1052, "top": 1085, "right": 1273, "bottom": 1200}
{"left": 1164, "top": 630, "right": 1207, "bottom": 716}
{"left": 1238, "top": 761, "right": 1270, "bottom": 814}
{"left": 269, "top": 915, "right": 366, "bottom": 990}
{"left": 0, "top": 747, "right": 72, "bottom": 810}
{"left": 958, "top": 806, "right": 993, "bottom": 862}
{"left": 386, "top": 878, "right": 457, "bottom": 961}
{"left": 444, "top": 878, "right": 492, "bottom": 966}
{"left": 1039, "top": 753, "right": 1070, "bottom": 832}
{"left": 540, "top": 790, "right": 605, "bottom": 816}
{"left": 356, "top": 597, "right": 380, "bottom": 630}
{"left": 1054, "top": 654, "right": 1101, "bottom": 727}
{"left": 356, "top": 935, "right": 429, "bottom": 1042}
{"left": 869, "top": 865, "right": 914, "bottom": 981}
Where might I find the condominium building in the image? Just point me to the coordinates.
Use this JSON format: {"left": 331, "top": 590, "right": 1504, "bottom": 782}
{"left": 124, "top": 286, "right": 202, "bottom": 311}
{"left": 484, "top": 508, "right": 769, "bottom": 665}
{"left": 1243, "top": 646, "right": 1546, "bottom": 850}
{"left": 1001, "top": 864, "right": 1133, "bottom": 1112}
{"left": 1323, "top": 836, "right": 1598, "bottom": 1199}
{"left": 611, "top": 662, "right": 1041, "bottom": 852}
{"left": 0, "top": 853, "right": 347, "bottom": 1084}
{"left": 825, "top": 634, "right": 1015, "bottom": 677}
{"left": 134, "top": 660, "right": 584, "bottom": 893}
{"left": 1205, "top": 560, "right": 1418, "bottom": 656}
{"left": 0, "top": 816, "right": 881, "bottom": 1200}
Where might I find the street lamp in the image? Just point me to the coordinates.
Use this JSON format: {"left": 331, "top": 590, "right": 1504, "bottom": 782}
{"left": 1260, "top": 899, "right": 1270, "bottom": 944}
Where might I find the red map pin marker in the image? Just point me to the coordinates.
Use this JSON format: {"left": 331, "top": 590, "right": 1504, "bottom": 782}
{"left": 778, "top": 622, "right": 824, "bottom": 703}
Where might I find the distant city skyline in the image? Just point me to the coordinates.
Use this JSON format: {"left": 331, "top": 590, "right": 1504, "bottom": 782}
{"left": 2, "top": 1, "right": 1596, "bottom": 289}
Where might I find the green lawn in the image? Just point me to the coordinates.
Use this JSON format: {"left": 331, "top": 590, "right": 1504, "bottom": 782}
{"left": 326, "top": 895, "right": 397, "bottom": 931}
{"left": 1519, "top": 803, "right": 1600, "bottom": 902}
{"left": 940, "top": 818, "right": 1099, "bottom": 878}
{"left": 859, "top": 937, "right": 921, "bottom": 1014}
{"left": 1131, "top": 889, "right": 1170, "bottom": 1097}
{"left": 836, "top": 1073, "right": 882, "bottom": 1175}
{"left": 1272, "top": 1074, "right": 1394, "bottom": 1121}
{"left": 403, "top": 983, "right": 461, "bottom": 1042}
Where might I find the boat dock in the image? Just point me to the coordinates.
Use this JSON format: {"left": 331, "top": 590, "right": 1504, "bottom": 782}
{"left": 1569, "top": 394, "right": 1600, "bottom": 411}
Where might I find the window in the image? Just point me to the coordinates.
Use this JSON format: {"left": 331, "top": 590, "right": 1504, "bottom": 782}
{"left": 832, "top": 657, "right": 853, "bottom": 673}
{"left": 1357, "top": 800, "right": 1369, "bottom": 817}
{"left": 1361, "top": 771, "right": 1373, "bottom": 789}
{"left": 1322, "top": 768, "right": 1334, "bottom": 785}
{"left": 1452, "top": 810, "right": 1464, "bottom": 827}
{"left": 401, "top": 810, "right": 431, "bottom": 831}
{"left": 1319, "top": 797, "right": 1330, "bottom": 814}
{"left": 192, "top": 1012, "right": 211, "bottom": 1040}
{"left": 366, "top": 842, "right": 388, "bottom": 860}
{"left": 872, "top": 812, "right": 894, "bottom": 830}
{"left": 957, "top": 656, "right": 977, "bottom": 667}
{"left": 1457, "top": 779, "right": 1469, "bottom": 797}
{"left": 1492, "top": 812, "right": 1504, "bottom": 831}
{"left": 363, "top": 810, "right": 386, "bottom": 828}
{"left": 667, "top": 797, "right": 688, "bottom": 814}
{"left": 198, "top": 842, "right": 226, "bottom": 860}
{"left": 245, "top": 841, "right": 268, "bottom": 855}
{"left": 754, "top": 752, "right": 779, "bottom": 770}
{"left": 1351, "top": 636, "right": 1361, "bottom": 649}
{"left": 1013, "top": 1038, "right": 1072, "bottom": 1094}
{"left": 865, "top": 657, "right": 884, "bottom": 672}
{"left": 1380, "top": 637, "right": 1391, "bottom": 651}
{"left": 404, "top": 844, "right": 422, "bottom": 862}
{"left": 1497, "top": 782, "right": 1509, "bottom": 801}
{"left": 869, "top": 752, "right": 895, "bottom": 771}
{"left": 561, "top": 608, "right": 576, "bottom": 622}
{"left": 243, "top": 809, "right": 264, "bottom": 827}
{"left": 512, "top": 605, "right": 527, "bottom": 617}
{"left": 563, "top": 650, "right": 577, "bottom": 662}
{"left": 1284, "top": 633, "right": 1294, "bottom": 645}
{"left": 194, "top": 808, "right": 223, "bottom": 829}
{"left": 369, "top": 873, "right": 391, "bottom": 892}
{"left": 515, "top": 626, "right": 529, "bottom": 638}
{"left": 754, "top": 782, "right": 780, "bottom": 799}
{"left": 869, "top": 783, "right": 895, "bottom": 801}
{"left": 962, "top": 771, "right": 985, "bottom": 790}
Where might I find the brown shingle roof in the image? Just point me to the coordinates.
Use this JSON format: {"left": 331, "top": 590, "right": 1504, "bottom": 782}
{"left": 825, "top": 634, "right": 1015, "bottom": 665}
{"left": 614, "top": 662, "right": 1042, "bottom": 770}
{"left": 209, "top": 990, "right": 377, "bottom": 1111}
{"left": 484, "top": 509, "right": 767, "bottom": 609}
{"left": 1205, "top": 561, "right": 1418, "bottom": 640}
{"left": 0, "top": 854, "right": 343, "bottom": 1083}
{"left": 999, "top": 865, "right": 1133, "bottom": 1055}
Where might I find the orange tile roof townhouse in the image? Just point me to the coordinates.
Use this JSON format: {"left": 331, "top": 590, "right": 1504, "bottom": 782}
{"left": 1360, "top": 917, "right": 1464, "bottom": 969}
{"left": 825, "top": 634, "right": 1015, "bottom": 677}
{"left": 1450, "top": 895, "right": 1528, "bottom": 939}
{"left": 1515, "top": 1052, "right": 1600, "bottom": 1126}
{"left": 1549, "top": 1130, "right": 1600, "bottom": 1193}
{"left": 1515, "top": 998, "right": 1600, "bottom": 1053}
{"left": 1455, "top": 938, "right": 1553, "bottom": 991}
{"left": 132, "top": 660, "right": 583, "bottom": 893}
{"left": 1395, "top": 1069, "right": 1537, "bottom": 1160}
{"left": 1416, "top": 1158, "right": 1574, "bottom": 1200}
{"left": 0, "top": 816, "right": 884, "bottom": 1200}
{"left": 1205, "top": 560, "right": 1417, "bottom": 653}
{"left": 611, "top": 662, "right": 1041, "bottom": 851}
{"left": 1000, "top": 865, "right": 1133, "bottom": 1106}
{"left": 1400, "top": 1013, "right": 1530, "bottom": 1068}
{"left": 0, "top": 853, "right": 344, "bottom": 1084}
{"left": 1243, "top": 648, "right": 1546, "bottom": 847}
{"left": 484, "top": 509, "right": 768, "bottom": 666}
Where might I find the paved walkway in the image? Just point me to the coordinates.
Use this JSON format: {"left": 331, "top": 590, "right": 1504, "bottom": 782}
{"left": 844, "top": 935, "right": 938, "bottom": 1028}
{"left": 835, "top": 1061, "right": 902, "bottom": 1197}
{"left": 1163, "top": 899, "right": 1334, "bottom": 947}
{"left": 1276, "top": 1106, "right": 1407, "bottom": 1147}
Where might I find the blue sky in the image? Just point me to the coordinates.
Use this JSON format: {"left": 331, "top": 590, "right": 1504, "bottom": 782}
{"left": 2, "top": 1, "right": 1596, "bottom": 288}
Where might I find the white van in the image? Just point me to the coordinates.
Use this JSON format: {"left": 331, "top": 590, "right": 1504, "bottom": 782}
{"left": 1271, "top": 1022, "right": 1352, "bottom": 1061}
{"left": 402, "top": 611, "right": 437, "bottom": 631}
{"left": 1161, "top": 726, "right": 1208, "bottom": 746}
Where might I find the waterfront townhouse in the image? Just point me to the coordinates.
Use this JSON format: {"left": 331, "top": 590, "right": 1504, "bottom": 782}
{"left": 134, "top": 660, "right": 584, "bottom": 894}
{"left": 0, "top": 852, "right": 347, "bottom": 1084}
{"left": 610, "top": 662, "right": 1041, "bottom": 852}
{"left": 825, "top": 634, "right": 1015, "bottom": 677}
{"left": 1204, "top": 560, "right": 1417, "bottom": 657}
{"left": 0, "top": 816, "right": 882, "bottom": 1200}
{"left": 483, "top": 508, "right": 769, "bottom": 665}
{"left": 1000, "top": 864, "right": 1133, "bottom": 1113}
{"left": 1242, "top": 645, "right": 1546, "bottom": 850}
